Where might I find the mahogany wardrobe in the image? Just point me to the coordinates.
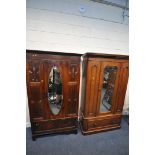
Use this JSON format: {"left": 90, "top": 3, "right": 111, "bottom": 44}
{"left": 26, "top": 50, "right": 81, "bottom": 140}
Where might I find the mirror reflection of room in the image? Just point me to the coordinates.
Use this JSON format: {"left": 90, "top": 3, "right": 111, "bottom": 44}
{"left": 100, "top": 66, "right": 117, "bottom": 113}
{"left": 48, "top": 65, "right": 63, "bottom": 115}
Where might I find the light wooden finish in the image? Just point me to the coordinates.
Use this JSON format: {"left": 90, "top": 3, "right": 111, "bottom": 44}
{"left": 80, "top": 53, "right": 129, "bottom": 135}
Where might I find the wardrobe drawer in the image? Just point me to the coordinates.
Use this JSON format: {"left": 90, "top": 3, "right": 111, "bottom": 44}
{"left": 87, "top": 116, "right": 121, "bottom": 130}
{"left": 33, "top": 118, "right": 77, "bottom": 132}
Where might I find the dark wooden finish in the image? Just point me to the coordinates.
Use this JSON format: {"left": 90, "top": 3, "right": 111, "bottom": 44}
{"left": 80, "top": 53, "right": 129, "bottom": 135}
{"left": 26, "top": 50, "right": 81, "bottom": 140}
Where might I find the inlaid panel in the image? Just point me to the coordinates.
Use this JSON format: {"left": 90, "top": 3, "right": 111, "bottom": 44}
{"left": 30, "top": 100, "right": 43, "bottom": 119}
{"left": 29, "top": 83, "right": 43, "bottom": 119}
{"left": 28, "top": 61, "right": 42, "bottom": 82}
{"left": 67, "top": 83, "right": 78, "bottom": 115}
{"left": 68, "top": 63, "right": 79, "bottom": 82}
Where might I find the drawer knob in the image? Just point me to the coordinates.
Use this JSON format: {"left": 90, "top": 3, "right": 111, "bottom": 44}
{"left": 112, "top": 120, "right": 116, "bottom": 124}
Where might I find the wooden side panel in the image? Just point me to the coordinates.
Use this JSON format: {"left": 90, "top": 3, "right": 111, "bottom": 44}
{"left": 27, "top": 61, "right": 44, "bottom": 120}
{"left": 84, "top": 61, "right": 101, "bottom": 117}
{"left": 116, "top": 62, "right": 129, "bottom": 113}
{"left": 67, "top": 62, "right": 80, "bottom": 116}
{"left": 80, "top": 59, "right": 87, "bottom": 118}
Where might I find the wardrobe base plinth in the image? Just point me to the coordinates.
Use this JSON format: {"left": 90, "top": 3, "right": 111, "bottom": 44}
{"left": 80, "top": 121, "right": 121, "bottom": 135}
{"left": 31, "top": 127, "right": 78, "bottom": 140}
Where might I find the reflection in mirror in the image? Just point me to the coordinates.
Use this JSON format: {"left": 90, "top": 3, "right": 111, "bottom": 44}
{"left": 48, "top": 65, "right": 63, "bottom": 115}
{"left": 100, "top": 66, "right": 117, "bottom": 113}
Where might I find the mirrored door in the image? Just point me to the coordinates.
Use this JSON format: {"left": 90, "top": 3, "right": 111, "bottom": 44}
{"left": 43, "top": 61, "right": 65, "bottom": 118}
{"left": 48, "top": 65, "right": 63, "bottom": 115}
{"left": 97, "top": 62, "right": 120, "bottom": 115}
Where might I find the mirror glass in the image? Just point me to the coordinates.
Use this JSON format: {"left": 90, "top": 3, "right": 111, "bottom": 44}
{"left": 100, "top": 66, "right": 117, "bottom": 113}
{"left": 48, "top": 65, "right": 63, "bottom": 115}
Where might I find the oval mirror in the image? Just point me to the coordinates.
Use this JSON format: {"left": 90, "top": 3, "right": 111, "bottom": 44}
{"left": 48, "top": 65, "right": 63, "bottom": 115}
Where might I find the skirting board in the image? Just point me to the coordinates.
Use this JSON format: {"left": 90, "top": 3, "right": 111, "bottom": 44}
{"left": 122, "top": 110, "right": 129, "bottom": 115}
{"left": 26, "top": 122, "right": 31, "bottom": 128}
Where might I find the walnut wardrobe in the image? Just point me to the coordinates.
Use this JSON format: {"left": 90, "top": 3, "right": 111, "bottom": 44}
{"left": 80, "top": 53, "right": 129, "bottom": 135}
{"left": 26, "top": 50, "right": 81, "bottom": 140}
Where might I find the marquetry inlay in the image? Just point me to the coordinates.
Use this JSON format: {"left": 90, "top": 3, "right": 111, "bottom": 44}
{"left": 29, "top": 63, "right": 40, "bottom": 82}
{"left": 69, "top": 64, "right": 78, "bottom": 81}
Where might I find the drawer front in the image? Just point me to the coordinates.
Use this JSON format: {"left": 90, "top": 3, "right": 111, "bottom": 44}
{"left": 32, "top": 118, "right": 77, "bottom": 132}
{"left": 87, "top": 116, "right": 121, "bottom": 130}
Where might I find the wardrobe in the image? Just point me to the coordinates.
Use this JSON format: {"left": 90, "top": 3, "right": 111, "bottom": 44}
{"left": 80, "top": 53, "right": 129, "bottom": 135}
{"left": 26, "top": 50, "right": 81, "bottom": 140}
{"left": 26, "top": 50, "right": 129, "bottom": 139}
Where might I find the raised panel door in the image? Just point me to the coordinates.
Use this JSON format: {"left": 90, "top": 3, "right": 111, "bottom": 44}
{"left": 84, "top": 61, "right": 101, "bottom": 117}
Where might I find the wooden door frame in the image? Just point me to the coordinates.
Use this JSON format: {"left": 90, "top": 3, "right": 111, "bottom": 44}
{"left": 96, "top": 61, "right": 122, "bottom": 116}
{"left": 42, "top": 60, "right": 66, "bottom": 119}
